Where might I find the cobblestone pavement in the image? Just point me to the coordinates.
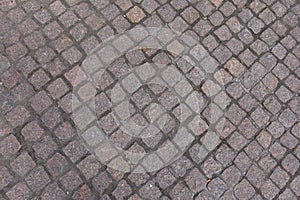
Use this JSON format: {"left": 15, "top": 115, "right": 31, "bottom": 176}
{"left": 0, "top": 0, "right": 300, "bottom": 199}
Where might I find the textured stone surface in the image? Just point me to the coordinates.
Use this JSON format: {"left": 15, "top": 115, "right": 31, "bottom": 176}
{"left": 0, "top": 0, "right": 299, "bottom": 199}
{"left": 126, "top": 6, "right": 146, "bottom": 23}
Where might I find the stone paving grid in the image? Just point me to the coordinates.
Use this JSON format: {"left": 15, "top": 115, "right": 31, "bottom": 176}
{"left": 74, "top": 27, "right": 226, "bottom": 173}
{"left": 0, "top": 0, "right": 299, "bottom": 199}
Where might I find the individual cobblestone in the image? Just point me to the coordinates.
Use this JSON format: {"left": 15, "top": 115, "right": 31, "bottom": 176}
{"left": 6, "top": 182, "right": 30, "bottom": 200}
{"left": 60, "top": 169, "right": 83, "bottom": 192}
{"left": 25, "top": 166, "right": 51, "bottom": 192}
{"left": 10, "top": 152, "right": 36, "bottom": 177}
